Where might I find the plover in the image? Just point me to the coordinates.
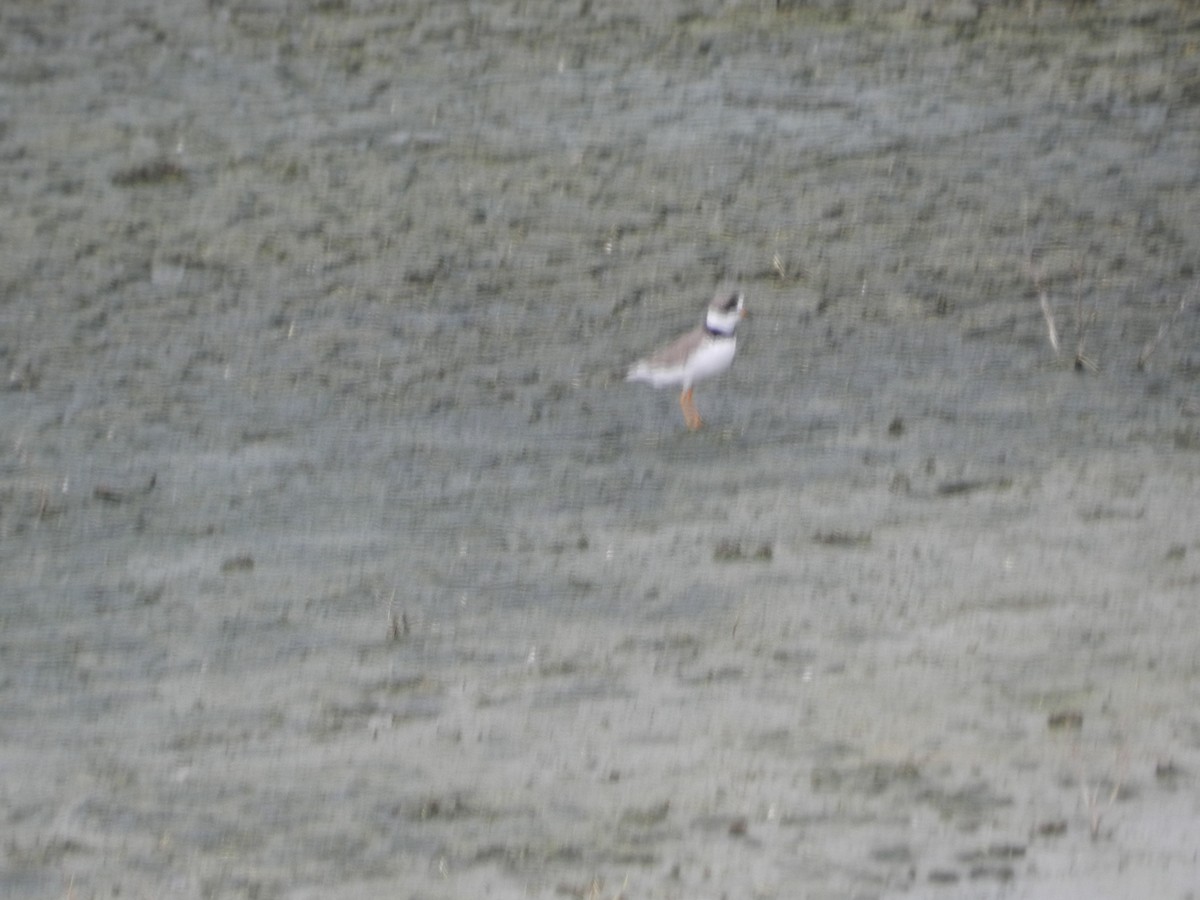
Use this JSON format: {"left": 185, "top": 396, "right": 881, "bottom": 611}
{"left": 626, "top": 288, "right": 746, "bottom": 430}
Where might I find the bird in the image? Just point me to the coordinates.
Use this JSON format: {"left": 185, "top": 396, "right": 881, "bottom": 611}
{"left": 626, "top": 288, "right": 746, "bottom": 430}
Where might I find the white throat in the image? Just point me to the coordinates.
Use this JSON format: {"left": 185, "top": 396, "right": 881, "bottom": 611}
{"left": 705, "top": 295, "right": 743, "bottom": 336}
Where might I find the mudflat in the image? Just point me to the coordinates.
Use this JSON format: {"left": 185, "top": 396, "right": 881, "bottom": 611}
{"left": 3, "top": 1, "right": 1199, "bottom": 897}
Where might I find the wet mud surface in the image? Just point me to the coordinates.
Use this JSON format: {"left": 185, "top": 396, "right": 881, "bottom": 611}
{"left": 3, "top": 0, "right": 1200, "bottom": 897}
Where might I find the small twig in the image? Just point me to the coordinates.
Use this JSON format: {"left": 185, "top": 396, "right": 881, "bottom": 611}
{"left": 1027, "top": 254, "right": 1060, "bottom": 354}
{"left": 1137, "top": 295, "right": 1188, "bottom": 371}
{"left": 1071, "top": 256, "right": 1098, "bottom": 371}
{"left": 772, "top": 253, "right": 787, "bottom": 280}
{"left": 584, "top": 874, "right": 628, "bottom": 900}
{"left": 386, "top": 589, "right": 408, "bottom": 641}
{"left": 1038, "top": 285, "right": 1060, "bottom": 353}
{"left": 1077, "top": 747, "right": 1129, "bottom": 841}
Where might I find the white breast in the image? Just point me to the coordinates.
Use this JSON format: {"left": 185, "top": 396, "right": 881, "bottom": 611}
{"left": 683, "top": 335, "right": 736, "bottom": 387}
{"left": 627, "top": 334, "right": 736, "bottom": 389}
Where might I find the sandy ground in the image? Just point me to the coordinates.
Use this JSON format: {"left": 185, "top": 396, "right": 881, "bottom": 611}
{"left": 3, "top": 0, "right": 1200, "bottom": 897}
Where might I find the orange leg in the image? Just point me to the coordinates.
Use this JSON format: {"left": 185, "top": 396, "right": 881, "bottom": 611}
{"left": 680, "top": 387, "right": 703, "bottom": 430}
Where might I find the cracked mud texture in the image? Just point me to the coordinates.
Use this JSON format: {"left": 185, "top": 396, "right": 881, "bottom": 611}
{"left": 3, "top": 0, "right": 1200, "bottom": 897}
